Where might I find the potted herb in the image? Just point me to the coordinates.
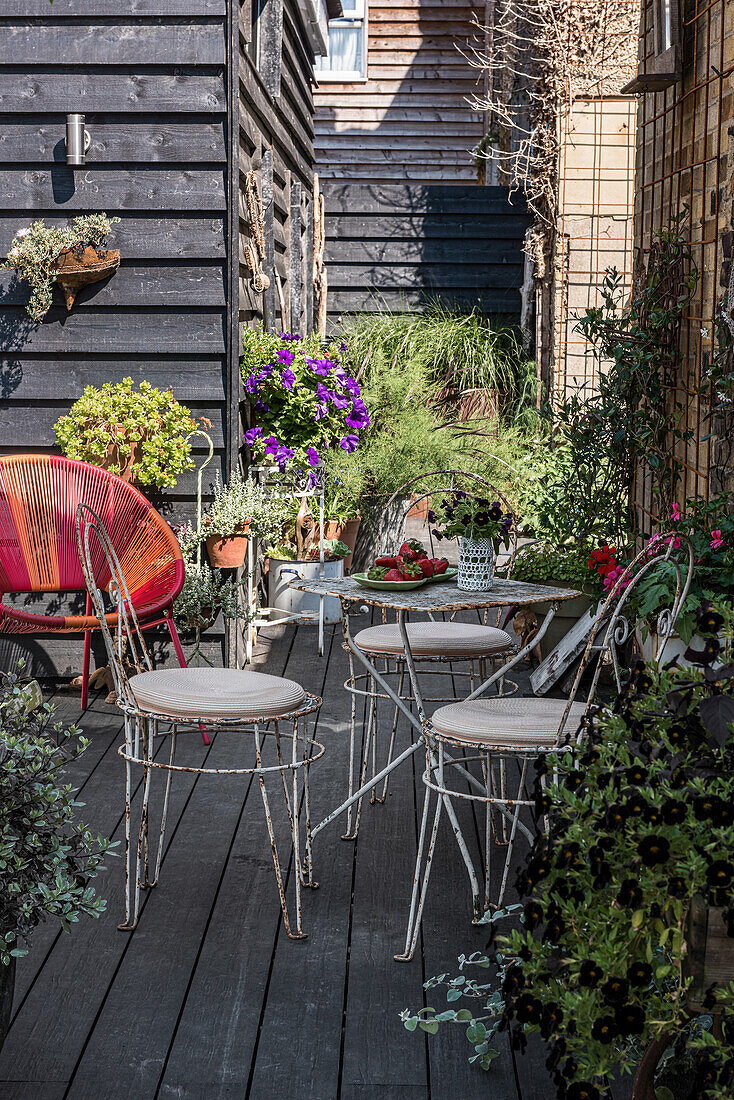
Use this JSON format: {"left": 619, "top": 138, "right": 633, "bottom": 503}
{"left": 203, "top": 471, "right": 287, "bottom": 569}
{"left": 0, "top": 665, "right": 112, "bottom": 1053}
{"left": 404, "top": 605, "right": 734, "bottom": 1099}
{"left": 241, "top": 327, "right": 370, "bottom": 475}
{"left": 173, "top": 523, "right": 248, "bottom": 635}
{"left": 429, "top": 493, "right": 513, "bottom": 591}
{"left": 54, "top": 378, "right": 197, "bottom": 488}
{"left": 4, "top": 214, "right": 120, "bottom": 320}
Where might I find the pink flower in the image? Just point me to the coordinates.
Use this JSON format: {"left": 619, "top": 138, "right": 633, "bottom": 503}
{"left": 602, "top": 565, "right": 631, "bottom": 592}
{"left": 671, "top": 502, "right": 681, "bottom": 522}
{"left": 711, "top": 529, "right": 724, "bottom": 550}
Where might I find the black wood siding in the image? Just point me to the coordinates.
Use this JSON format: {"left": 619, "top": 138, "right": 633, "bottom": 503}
{"left": 322, "top": 183, "right": 530, "bottom": 322}
{"left": 0, "top": 0, "right": 320, "bottom": 674}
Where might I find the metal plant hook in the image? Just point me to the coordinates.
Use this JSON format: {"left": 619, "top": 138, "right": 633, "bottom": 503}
{"left": 185, "top": 429, "right": 214, "bottom": 567}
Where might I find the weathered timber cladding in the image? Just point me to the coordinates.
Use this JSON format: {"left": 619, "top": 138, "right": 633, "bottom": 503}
{"left": 0, "top": 0, "right": 320, "bottom": 673}
{"left": 322, "top": 182, "right": 529, "bottom": 321}
{"left": 314, "top": 0, "right": 486, "bottom": 184}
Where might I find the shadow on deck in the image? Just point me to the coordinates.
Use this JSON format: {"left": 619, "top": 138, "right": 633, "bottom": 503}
{"left": 0, "top": 620, "right": 559, "bottom": 1100}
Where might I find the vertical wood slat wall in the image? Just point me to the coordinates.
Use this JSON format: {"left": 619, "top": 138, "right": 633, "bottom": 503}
{"left": 314, "top": 0, "right": 486, "bottom": 184}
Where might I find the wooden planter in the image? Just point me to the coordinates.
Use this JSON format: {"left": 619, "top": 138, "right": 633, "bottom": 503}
{"left": 631, "top": 899, "right": 734, "bottom": 1099}
{"left": 55, "top": 245, "right": 120, "bottom": 311}
{"left": 205, "top": 522, "right": 250, "bottom": 569}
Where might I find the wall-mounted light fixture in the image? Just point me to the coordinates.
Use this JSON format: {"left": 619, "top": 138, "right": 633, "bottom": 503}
{"left": 65, "top": 113, "right": 91, "bottom": 166}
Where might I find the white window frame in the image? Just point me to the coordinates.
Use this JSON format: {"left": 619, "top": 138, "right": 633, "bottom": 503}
{"left": 315, "top": 0, "right": 368, "bottom": 83}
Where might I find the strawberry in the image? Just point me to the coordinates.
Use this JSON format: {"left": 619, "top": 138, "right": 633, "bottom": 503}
{"left": 417, "top": 558, "right": 435, "bottom": 578}
{"left": 398, "top": 539, "right": 426, "bottom": 562}
{"left": 431, "top": 557, "right": 449, "bottom": 575}
{"left": 384, "top": 567, "right": 404, "bottom": 582}
{"left": 375, "top": 555, "right": 399, "bottom": 568}
{"left": 399, "top": 561, "right": 423, "bottom": 581}
{"left": 367, "top": 565, "right": 388, "bottom": 580}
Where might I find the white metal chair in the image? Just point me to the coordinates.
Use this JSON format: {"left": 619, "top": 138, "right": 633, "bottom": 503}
{"left": 343, "top": 470, "right": 519, "bottom": 839}
{"left": 396, "top": 532, "right": 694, "bottom": 961}
{"left": 75, "top": 503, "right": 323, "bottom": 939}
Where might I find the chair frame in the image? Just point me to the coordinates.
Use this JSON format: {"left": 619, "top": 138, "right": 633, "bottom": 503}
{"left": 76, "top": 503, "right": 323, "bottom": 939}
{"left": 396, "top": 532, "right": 695, "bottom": 961}
{"left": 0, "top": 454, "right": 187, "bottom": 708}
{"left": 342, "top": 469, "right": 519, "bottom": 840}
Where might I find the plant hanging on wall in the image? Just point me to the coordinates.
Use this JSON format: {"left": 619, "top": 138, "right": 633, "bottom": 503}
{"left": 4, "top": 213, "right": 120, "bottom": 321}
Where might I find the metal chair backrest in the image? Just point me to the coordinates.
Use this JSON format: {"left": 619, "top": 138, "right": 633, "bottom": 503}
{"left": 76, "top": 502, "right": 153, "bottom": 709}
{"left": 552, "top": 531, "right": 695, "bottom": 746}
{"left": 377, "top": 469, "right": 518, "bottom": 572}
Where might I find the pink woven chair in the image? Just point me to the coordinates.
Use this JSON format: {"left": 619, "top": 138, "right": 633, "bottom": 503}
{"left": 0, "top": 454, "right": 187, "bottom": 707}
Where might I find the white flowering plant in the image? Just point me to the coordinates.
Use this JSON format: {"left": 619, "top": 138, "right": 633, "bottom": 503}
{"left": 4, "top": 213, "right": 120, "bottom": 321}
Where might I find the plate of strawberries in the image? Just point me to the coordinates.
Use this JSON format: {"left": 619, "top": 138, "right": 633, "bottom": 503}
{"left": 353, "top": 539, "right": 457, "bottom": 590}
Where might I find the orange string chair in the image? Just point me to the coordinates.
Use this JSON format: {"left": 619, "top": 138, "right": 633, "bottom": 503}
{"left": 0, "top": 454, "right": 187, "bottom": 708}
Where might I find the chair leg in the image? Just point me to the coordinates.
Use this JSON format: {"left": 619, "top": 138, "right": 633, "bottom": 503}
{"left": 255, "top": 726, "right": 306, "bottom": 940}
{"left": 376, "top": 663, "right": 405, "bottom": 804}
{"left": 395, "top": 771, "right": 443, "bottom": 963}
{"left": 343, "top": 652, "right": 359, "bottom": 837}
{"left": 81, "top": 624, "right": 92, "bottom": 712}
{"left": 119, "top": 716, "right": 146, "bottom": 931}
{"left": 342, "top": 681, "right": 375, "bottom": 840}
{"left": 149, "top": 724, "right": 177, "bottom": 888}
{"left": 166, "top": 614, "right": 188, "bottom": 668}
{"left": 300, "top": 720, "right": 318, "bottom": 890}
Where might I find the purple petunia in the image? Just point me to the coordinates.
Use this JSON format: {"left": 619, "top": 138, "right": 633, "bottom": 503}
{"left": 314, "top": 403, "right": 328, "bottom": 421}
{"left": 280, "top": 368, "right": 296, "bottom": 390}
{"left": 253, "top": 398, "right": 270, "bottom": 414}
{"left": 339, "top": 434, "right": 359, "bottom": 453}
{"left": 276, "top": 347, "right": 295, "bottom": 366}
{"left": 264, "top": 435, "right": 280, "bottom": 456}
{"left": 244, "top": 372, "right": 259, "bottom": 395}
{"left": 315, "top": 382, "right": 331, "bottom": 404}
{"left": 306, "top": 446, "right": 320, "bottom": 466}
{"left": 345, "top": 378, "right": 361, "bottom": 398}
{"left": 278, "top": 332, "right": 302, "bottom": 342}
{"left": 306, "top": 356, "right": 332, "bottom": 377}
{"left": 243, "top": 426, "right": 263, "bottom": 447}
{"left": 275, "top": 444, "right": 294, "bottom": 471}
{"left": 329, "top": 391, "right": 350, "bottom": 411}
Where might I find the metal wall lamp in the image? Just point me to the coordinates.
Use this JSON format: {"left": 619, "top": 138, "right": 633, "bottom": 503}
{"left": 66, "top": 113, "right": 91, "bottom": 166}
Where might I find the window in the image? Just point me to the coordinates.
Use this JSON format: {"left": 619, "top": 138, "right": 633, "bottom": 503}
{"left": 246, "top": 0, "right": 263, "bottom": 66}
{"left": 314, "top": 0, "right": 367, "bottom": 81}
{"left": 621, "top": 0, "right": 681, "bottom": 93}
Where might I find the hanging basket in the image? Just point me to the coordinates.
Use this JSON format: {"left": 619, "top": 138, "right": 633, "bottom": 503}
{"left": 55, "top": 244, "right": 120, "bottom": 311}
{"left": 457, "top": 536, "right": 495, "bottom": 591}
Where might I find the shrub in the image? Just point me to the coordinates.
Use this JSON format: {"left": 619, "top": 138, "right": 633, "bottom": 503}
{"left": 54, "top": 378, "right": 197, "bottom": 489}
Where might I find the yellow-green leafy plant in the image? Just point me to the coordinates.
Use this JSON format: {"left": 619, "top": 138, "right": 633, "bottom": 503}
{"left": 54, "top": 378, "right": 197, "bottom": 489}
{"left": 4, "top": 213, "right": 119, "bottom": 321}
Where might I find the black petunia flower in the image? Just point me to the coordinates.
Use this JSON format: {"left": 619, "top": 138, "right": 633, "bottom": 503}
{"left": 638, "top": 834, "right": 671, "bottom": 866}
{"left": 617, "top": 878, "right": 643, "bottom": 908}
{"left": 546, "top": 916, "right": 566, "bottom": 942}
{"left": 625, "top": 764, "right": 648, "bottom": 785}
{"left": 566, "top": 770, "right": 584, "bottom": 792}
{"left": 669, "top": 875, "right": 688, "bottom": 899}
{"left": 514, "top": 992, "right": 543, "bottom": 1025}
{"left": 615, "top": 1003, "right": 646, "bottom": 1035}
{"left": 601, "top": 976, "right": 629, "bottom": 1004}
{"left": 627, "top": 961, "right": 653, "bottom": 987}
{"left": 501, "top": 965, "right": 525, "bottom": 998}
{"left": 661, "top": 797, "right": 687, "bottom": 825}
{"left": 696, "top": 603, "right": 725, "bottom": 636}
{"left": 605, "top": 804, "right": 627, "bottom": 830}
{"left": 523, "top": 901, "right": 544, "bottom": 930}
{"left": 695, "top": 794, "right": 720, "bottom": 821}
{"left": 591, "top": 1015, "right": 619, "bottom": 1044}
{"left": 556, "top": 842, "right": 582, "bottom": 869}
{"left": 624, "top": 792, "right": 651, "bottom": 818}
{"left": 540, "top": 1002, "right": 564, "bottom": 1040}
{"left": 578, "top": 960, "right": 603, "bottom": 987}
{"left": 566, "top": 1084, "right": 601, "bottom": 1100}
{"left": 706, "top": 860, "right": 734, "bottom": 888}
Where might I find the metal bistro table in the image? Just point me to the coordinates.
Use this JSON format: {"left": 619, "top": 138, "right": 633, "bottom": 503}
{"left": 290, "top": 576, "right": 581, "bottom": 841}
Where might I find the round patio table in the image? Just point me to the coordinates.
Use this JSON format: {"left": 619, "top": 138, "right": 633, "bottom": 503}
{"left": 289, "top": 576, "right": 581, "bottom": 839}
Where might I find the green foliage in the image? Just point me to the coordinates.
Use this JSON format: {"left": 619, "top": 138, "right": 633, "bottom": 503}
{"left": 0, "top": 665, "right": 112, "bottom": 965}
{"left": 511, "top": 541, "right": 599, "bottom": 589}
{"left": 54, "top": 378, "right": 196, "bottom": 489}
{"left": 4, "top": 213, "right": 120, "bottom": 321}
{"left": 203, "top": 470, "right": 289, "bottom": 543}
{"left": 575, "top": 224, "right": 698, "bottom": 521}
{"left": 172, "top": 524, "right": 247, "bottom": 631}
{"left": 406, "top": 618, "right": 734, "bottom": 1099}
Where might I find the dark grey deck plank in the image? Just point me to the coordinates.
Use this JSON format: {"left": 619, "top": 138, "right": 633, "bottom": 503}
{"left": 0, "top": 726, "right": 213, "bottom": 1097}
{"left": 340, "top": 690, "right": 429, "bottom": 1099}
{"left": 243, "top": 626, "right": 359, "bottom": 1100}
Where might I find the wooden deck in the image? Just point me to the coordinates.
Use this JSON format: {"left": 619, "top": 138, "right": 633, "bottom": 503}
{"left": 0, "top": 619, "right": 553, "bottom": 1100}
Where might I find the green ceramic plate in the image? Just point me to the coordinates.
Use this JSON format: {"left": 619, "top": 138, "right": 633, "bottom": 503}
{"left": 427, "top": 566, "right": 458, "bottom": 583}
{"left": 352, "top": 572, "right": 427, "bottom": 591}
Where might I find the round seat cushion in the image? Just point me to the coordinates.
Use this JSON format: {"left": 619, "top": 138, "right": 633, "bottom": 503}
{"left": 431, "top": 697, "right": 587, "bottom": 748}
{"left": 353, "top": 620, "right": 514, "bottom": 658}
{"left": 129, "top": 667, "right": 306, "bottom": 721}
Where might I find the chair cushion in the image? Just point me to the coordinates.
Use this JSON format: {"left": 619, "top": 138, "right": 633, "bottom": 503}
{"left": 353, "top": 620, "right": 514, "bottom": 658}
{"left": 129, "top": 667, "right": 306, "bottom": 721}
{"left": 431, "top": 697, "right": 587, "bottom": 748}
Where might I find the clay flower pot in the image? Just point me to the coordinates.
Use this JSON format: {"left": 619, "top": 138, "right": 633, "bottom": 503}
{"left": 98, "top": 439, "right": 145, "bottom": 484}
{"left": 55, "top": 244, "right": 120, "bottom": 311}
{"left": 205, "top": 522, "right": 250, "bottom": 569}
{"left": 324, "top": 516, "right": 361, "bottom": 573}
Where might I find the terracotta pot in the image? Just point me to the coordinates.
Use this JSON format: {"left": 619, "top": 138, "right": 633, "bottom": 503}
{"left": 323, "top": 516, "right": 361, "bottom": 573}
{"left": 205, "top": 523, "right": 250, "bottom": 569}
{"left": 98, "top": 439, "right": 145, "bottom": 484}
{"left": 55, "top": 244, "right": 120, "bottom": 311}
{"left": 407, "top": 496, "right": 429, "bottom": 519}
